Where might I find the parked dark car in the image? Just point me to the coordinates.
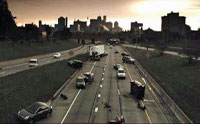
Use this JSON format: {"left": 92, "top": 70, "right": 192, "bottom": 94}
{"left": 115, "top": 50, "right": 119, "bottom": 54}
{"left": 68, "top": 60, "right": 83, "bottom": 68}
{"left": 17, "top": 102, "right": 52, "bottom": 123}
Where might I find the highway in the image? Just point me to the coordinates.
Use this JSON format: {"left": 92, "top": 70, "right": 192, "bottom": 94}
{"left": 123, "top": 44, "right": 200, "bottom": 61}
{"left": 38, "top": 45, "right": 172, "bottom": 124}
{"left": 0, "top": 45, "right": 88, "bottom": 78}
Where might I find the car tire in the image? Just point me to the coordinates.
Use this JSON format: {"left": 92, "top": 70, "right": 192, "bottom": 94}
{"left": 29, "top": 119, "right": 34, "bottom": 124}
{"left": 46, "top": 112, "right": 50, "bottom": 118}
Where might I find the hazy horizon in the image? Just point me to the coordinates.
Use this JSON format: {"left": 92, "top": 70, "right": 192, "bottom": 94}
{"left": 8, "top": 0, "right": 200, "bottom": 31}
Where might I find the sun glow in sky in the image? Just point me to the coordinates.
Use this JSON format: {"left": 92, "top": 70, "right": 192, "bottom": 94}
{"left": 8, "top": 0, "right": 200, "bottom": 31}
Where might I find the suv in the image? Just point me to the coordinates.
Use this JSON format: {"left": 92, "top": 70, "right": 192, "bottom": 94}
{"left": 117, "top": 68, "right": 126, "bottom": 79}
{"left": 76, "top": 76, "right": 86, "bottom": 89}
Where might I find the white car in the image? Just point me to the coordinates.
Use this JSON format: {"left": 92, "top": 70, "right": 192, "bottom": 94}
{"left": 117, "top": 68, "right": 126, "bottom": 79}
{"left": 129, "top": 57, "right": 136, "bottom": 64}
{"left": 28, "top": 59, "right": 38, "bottom": 67}
{"left": 53, "top": 53, "right": 61, "bottom": 58}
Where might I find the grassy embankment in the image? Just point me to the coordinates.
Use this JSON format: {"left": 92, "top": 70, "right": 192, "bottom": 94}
{"left": 126, "top": 47, "right": 197, "bottom": 122}
{"left": 0, "top": 53, "right": 89, "bottom": 123}
{"left": 0, "top": 39, "right": 80, "bottom": 62}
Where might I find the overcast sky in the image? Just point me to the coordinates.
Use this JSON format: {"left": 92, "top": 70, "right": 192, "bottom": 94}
{"left": 7, "top": 0, "right": 200, "bottom": 31}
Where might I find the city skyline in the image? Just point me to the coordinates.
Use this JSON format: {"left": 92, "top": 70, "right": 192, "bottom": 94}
{"left": 8, "top": 0, "right": 200, "bottom": 31}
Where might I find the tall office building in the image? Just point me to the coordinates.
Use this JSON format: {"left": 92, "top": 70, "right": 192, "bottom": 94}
{"left": 58, "top": 16, "right": 65, "bottom": 31}
{"left": 113, "top": 21, "right": 122, "bottom": 32}
{"left": 162, "top": 11, "right": 188, "bottom": 35}
{"left": 65, "top": 17, "right": 68, "bottom": 28}
{"left": 103, "top": 16, "right": 107, "bottom": 23}
{"left": 131, "top": 21, "right": 143, "bottom": 36}
{"left": 39, "top": 20, "right": 42, "bottom": 28}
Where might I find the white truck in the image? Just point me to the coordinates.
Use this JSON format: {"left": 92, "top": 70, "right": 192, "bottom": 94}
{"left": 89, "top": 45, "right": 105, "bottom": 60}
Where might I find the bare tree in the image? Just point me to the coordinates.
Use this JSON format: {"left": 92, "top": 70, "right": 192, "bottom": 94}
{"left": 180, "top": 40, "right": 200, "bottom": 64}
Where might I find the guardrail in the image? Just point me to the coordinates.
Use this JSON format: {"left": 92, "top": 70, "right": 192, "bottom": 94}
{"left": 122, "top": 46, "right": 193, "bottom": 124}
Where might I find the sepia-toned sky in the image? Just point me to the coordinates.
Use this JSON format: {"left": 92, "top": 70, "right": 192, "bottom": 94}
{"left": 7, "top": 0, "right": 200, "bottom": 31}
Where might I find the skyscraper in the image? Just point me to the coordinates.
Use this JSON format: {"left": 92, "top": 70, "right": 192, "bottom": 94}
{"left": 162, "top": 11, "right": 188, "bottom": 36}
{"left": 65, "top": 17, "right": 68, "bottom": 28}
{"left": 103, "top": 16, "right": 107, "bottom": 23}
{"left": 39, "top": 20, "right": 42, "bottom": 28}
{"left": 58, "top": 16, "right": 65, "bottom": 31}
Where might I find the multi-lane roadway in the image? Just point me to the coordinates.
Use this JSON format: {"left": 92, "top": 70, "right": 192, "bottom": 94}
{"left": 38, "top": 45, "right": 172, "bottom": 124}
{"left": 0, "top": 45, "right": 88, "bottom": 78}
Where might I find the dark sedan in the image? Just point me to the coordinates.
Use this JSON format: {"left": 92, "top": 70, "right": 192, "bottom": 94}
{"left": 68, "top": 59, "right": 83, "bottom": 68}
{"left": 17, "top": 102, "right": 52, "bottom": 123}
{"left": 121, "top": 52, "right": 129, "bottom": 56}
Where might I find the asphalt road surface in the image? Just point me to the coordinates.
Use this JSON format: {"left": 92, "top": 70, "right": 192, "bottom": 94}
{"left": 0, "top": 45, "right": 88, "bottom": 78}
{"left": 37, "top": 45, "right": 172, "bottom": 124}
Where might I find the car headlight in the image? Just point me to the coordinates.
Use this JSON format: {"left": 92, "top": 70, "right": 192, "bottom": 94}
{"left": 24, "top": 116, "right": 29, "bottom": 120}
{"left": 18, "top": 111, "right": 20, "bottom": 115}
{"left": 50, "top": 106, "right": 53, "bottom": 109}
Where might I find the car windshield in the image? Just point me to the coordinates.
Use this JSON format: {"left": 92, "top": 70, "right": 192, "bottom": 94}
{"left": 29, "top": 60, "right": 37, "bottom": 64}
{"left": 118, "top": 70, "right": 124, "bottom": 73}
{"left": 77, "top": 79, "right": 84, "bottom": 82}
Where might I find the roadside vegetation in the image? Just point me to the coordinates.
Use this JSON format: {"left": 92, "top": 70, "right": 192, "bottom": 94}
{"left": 0, "top": 53, "right": 89, "bottom": 123}
{"left": 126, "top": 47, "right": 197, "bottom": 122}
{"left": 0, "top": 39, "right": 80, "bottom": 62}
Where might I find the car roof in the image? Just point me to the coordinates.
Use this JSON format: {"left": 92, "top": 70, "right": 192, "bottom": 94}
{"left": 29, "top": 59, "right": 37, "bottom": 61}
{"left": 131, "top": 80, "right": 144, "bottom": 87}
{"left": 77, "top": 76, "right": 84, "bottom": 79}
{"left": 25, "top": 102, "right": 48, "bottom": 114}
{"left": 118, "top": 68, "right": 124, "bottom": 71}
{"left": 84, "top": 72, "right": 91, "bottom": 75}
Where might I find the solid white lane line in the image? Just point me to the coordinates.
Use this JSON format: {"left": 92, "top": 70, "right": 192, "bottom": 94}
{"left": 95, "top": 107, "right": 98, "bottom": 112}
{"left": 3, "top": 63, "right": 27, "bottom": 69}
{"left": 142, "top": 78, "right": 147, "bottom": 84}
{"left": 0, "top": 71, "right": 5, "bottom": 74}
{"left": 60, "top": 89, "right": 81, "bottom": 124}
{"left": 118, "top": 89, "right": 121, "bottom": 96}
{"left": 144, "top": 99, "right": 155, "bottom": 102}
{"left": 149, "top": 87, "right": 152, "bottom": 91}
{"left": 98, "top": 94, "right": 101, "bottom": 98}
{"left": 90, "top": 62, "right": 96, "bottom": 73}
